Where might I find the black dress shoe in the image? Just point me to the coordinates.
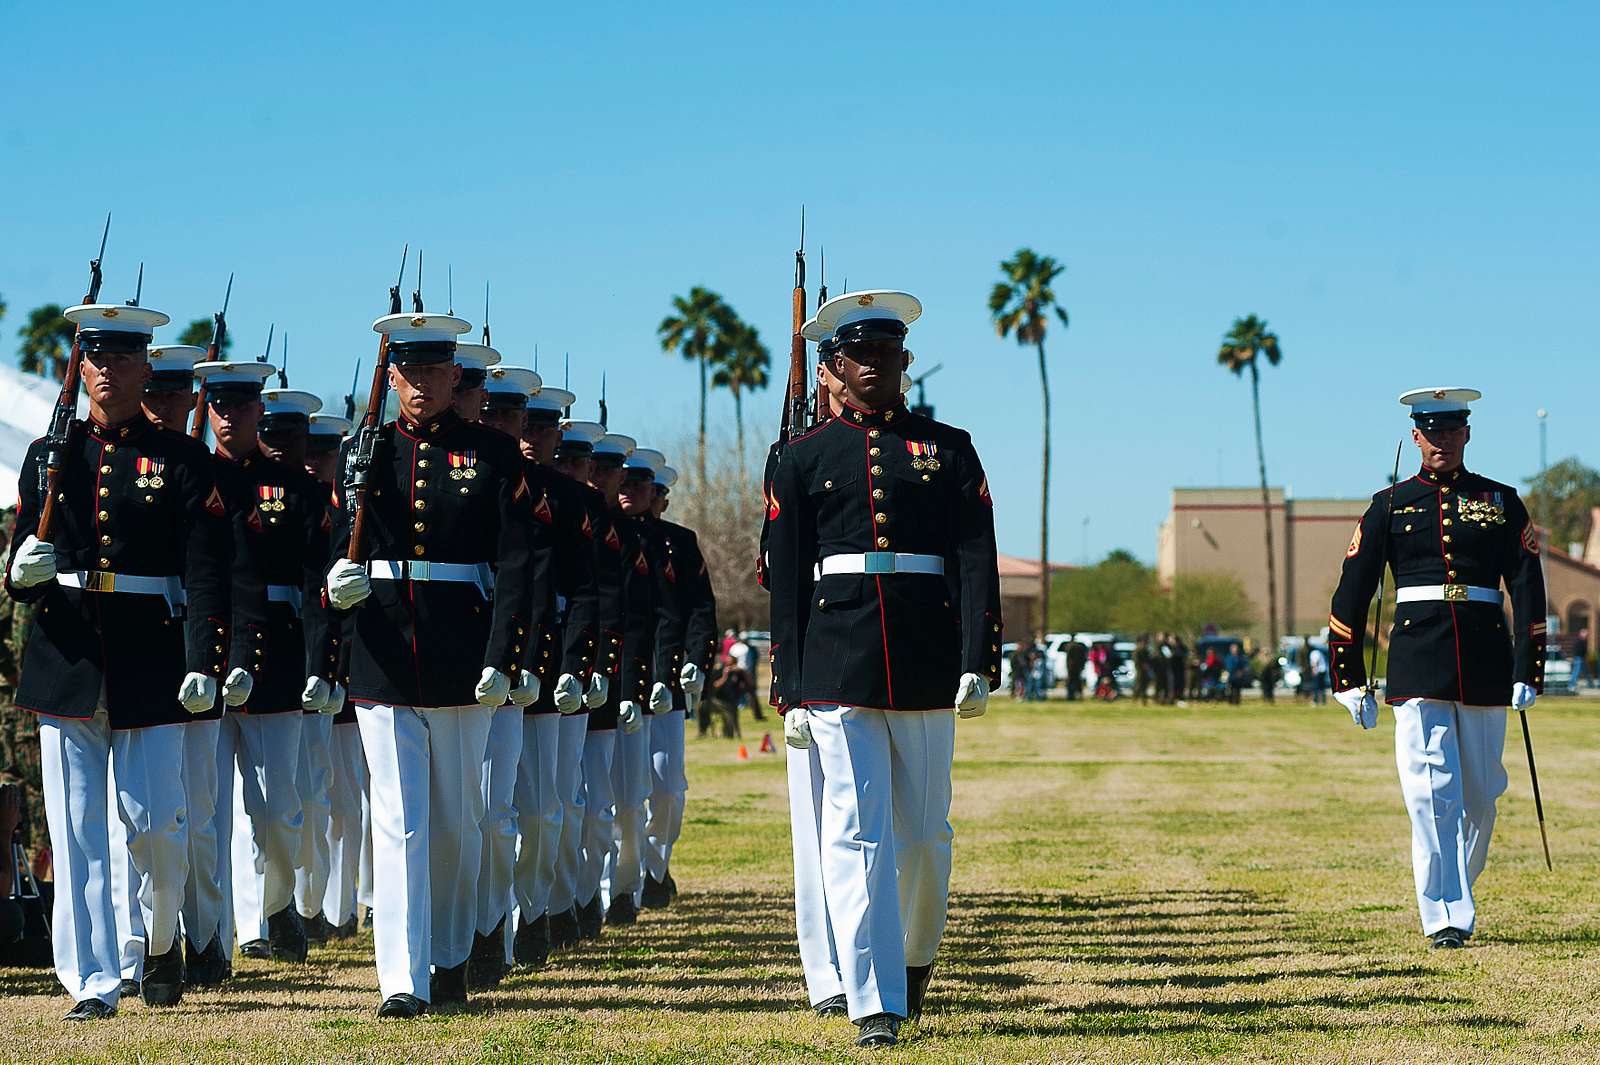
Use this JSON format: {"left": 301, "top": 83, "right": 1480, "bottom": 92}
{"left": 431, "top": 962, "right": 469, "bottom": 1012}
{"left": 664, "top": 871, "right": 678, "bottom": 898}
{"left": 185, "top": 936, "right": 232, "bottom": 987}
{"left": 303, "top": 912, "right": 333, "bottom": 943}
{"left": 514, "top": 913, "right": 551, "bottom": 967}
{"left": 376, "top": 993, "right": 426, "bottom": 1019}
{"left": 362, "top": 907, "right": 373, "bottom": 930}
{"left": 120, "top": 978, "right": 142, "bottom": 998}
{"left": 606, "top": 894, "right": 638, "bottom": 926}
{"left": 141, "top": 939, "right": 185, "bottom": 1007}
{"left": 906, "top": 962, "right": 934, "bottom": 1020}
{"left": 64, "top": 998, "right": 117, "bottom": 1022}
{"left": 640, "top": 874, "right": 672, "bottom": 910}
{"left": 813, "top": 993, "right": 848, "bottom": 1018}
{"left": 267, "top": 905, "right": 309, "bottom": 963}
{"left": 576, "top": 896, "right": 604, "bottom": 940}
{"left": 855, "top": 1013, "right": 901, "bottom": 1048}
{"left": 1431, "top": 927, "right": 1467, "bottom": 949}
{"left": 331, "top": 915, "right": 360, "bottom": 940}
{"left": 468, "top": 920, "right": 508, "bottom": 989}
{"left": 548, "top": 907, "right": 581, "bottom": 951}
{"left": 239, "top": 939, "right": 273, "bottom": 960}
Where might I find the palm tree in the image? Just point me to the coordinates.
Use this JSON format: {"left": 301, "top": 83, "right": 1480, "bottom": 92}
{"left": 658, "top": 286, "right": 733, "bottom": 482}
{"left": 989, "top": 249, "right": 1068, "bottom": 635}
{"left": 1216, "top": 314, "right": 1284, "bottom": 649}
{"left": 711, "top": 318, "right": 771, "bottom": 464}
{"left": 18, "top": 304, "right": 75, "bottom": 381}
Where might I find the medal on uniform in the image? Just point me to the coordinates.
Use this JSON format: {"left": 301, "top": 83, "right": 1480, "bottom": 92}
{"left": 136, "top": 456, "right": 165, "bottom": 489}
{"left": 258, "top": 484, "right": 286, "bottom": 512}
{"left": 448, "top": 450, "right": 478, "bottom": 480}
{"left": 906, "top": 440, "right": 940, "bottom": 471}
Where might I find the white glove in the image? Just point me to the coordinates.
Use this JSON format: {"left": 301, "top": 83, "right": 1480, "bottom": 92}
{"left": 783, "top": 707, "right": 812, "bottom": 750}
{"left": 325, "top": 558, "right": 371, "bottom": 610}
{"left": 475, "top": 667, "right": 512, "bottom": 708}
{"left": 955, "top": 672, "right": 989, "bottom": 720}
{"left": 322, "top": 681, "right": 345, "bottom": 715}
{"left": 618, "top": 700, "right": 643, "bottom": 734}
{"left": 679, "top": 662, "right": 704, "bottom": 696}
{"left": 553, "top": 673, "right": 584, "bottom": 714}
{"left": 586, "top": 672, "right": 609, "bottom": 709}
{"left": 179, "top": 672, "right": 217, "bottom": 714}
{"left": 1334, "top": 686, "right": 1379, "bottom": 729}
{"left": 222, "top": 667, "right": 254, "bottom": 707}
{"left": 8, "top": 535, "right": 57, "bottom": 589}
{"left": 301, "top": 676, "right": 344, "bottom": 713}
{"left": 509, "top": 669, "right": 540, "bottom": 707}
{"left": 1512, "top": 682, "right": 1537, "bottom": 711}
{"left": 649, "top": 681, "right": 672, "bottom": 714}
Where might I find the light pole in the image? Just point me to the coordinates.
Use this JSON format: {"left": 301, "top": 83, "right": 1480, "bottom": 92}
{"left": 1538, "top": 408, "right": 1548, "bottom": 477}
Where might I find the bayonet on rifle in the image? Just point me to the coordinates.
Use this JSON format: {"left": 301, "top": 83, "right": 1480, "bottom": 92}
{"left": 346, "top": 245, "right": 410, "bottom": 562}
{"left": 128, "top": 262, "right": 144, "bottom": 307}
{"left": 190, "top": 272, "right": 233, "bottom": 439}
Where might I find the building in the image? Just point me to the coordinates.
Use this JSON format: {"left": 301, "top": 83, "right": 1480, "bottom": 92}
{"left": 997, "top": 553, "right": 1071, "bottom": 642}
{"left": 1159, "top": 486, "right": 1600, "bottom": 651}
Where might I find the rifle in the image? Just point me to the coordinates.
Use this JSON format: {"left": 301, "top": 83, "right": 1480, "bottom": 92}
{"left": 278, "top": 331, "right": 289, "bottom": 387}
{"left": 36, "top": 214, "right": 111, "bottom": 542}
{"left": 345, "top": 246, "right": 410, "bottom": 563}
{"left": 781, "top": 208, "right": 806, "bottom": 442}
{"left": 599, "top": 374, "right": 608, "bottom": 429}
{"left": 807, "top": 246, "right": 828, "bottom": 424}
{"left": 344, "top": 359, "right": 360, "bottom": 422}
{"left": 190, "top": 273, "right": 233, "bottom": 439}
{"left": 127, "top": 262, "right": 143, "bottom": 306}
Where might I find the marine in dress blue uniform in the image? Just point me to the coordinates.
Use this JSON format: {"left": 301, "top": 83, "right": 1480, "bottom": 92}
{"left": 768, "top": 291, "right": 1001, "bottom": 1047}
{"left": 323, "top": 312, "right": 534, "bottom": 1017}
{"left": 1329, "top": 388, "right": 1546, "bottom": 948}
{"left": 6, "top": 304, "right": 232, "bottom": 1018}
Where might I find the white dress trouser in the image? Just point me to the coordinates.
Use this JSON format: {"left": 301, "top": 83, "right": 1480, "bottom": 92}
{"left": 546, "top": 713, "right": 590, "bottom": 914}
{"left": 322, "top": 721, "right": 368, "bottom": 926}
{"left": 608, "top": 717, "right": 651, "bottom": 902}
{"left": 809, "top": 706, "right": 955, "bottom": 1022}
{"left": 477, "top": 705, "right": 524, "bottom": 937}
{"left": 513, "top": 713, "right": 563, "bottom": 922}
{"left": 107, "top": 760, "right": 144, "bottom": 982}
{"left": 644, "top": 709, "right": 687, "bottom": 881}
{"left": 787, "top": 734, "right": 844, "bottom": 1007}
{"left": 294, "top": 713, "right": 335, "bottom": 919}
{"left": 357, "top": 703, "right": 493, "bottom": 1001}
{"left": 1392, "top": 699, "right": 1508, "bottom": 936}
{"left": 179, "top": 718, "right": 223, "bottom": 952}
{"left": 222, "top": 767, "right": 261, "bottom": 950}
{"left": 578, "top": 729, "right": 617, "bottom": 907}
{"left": 40, "top": 714, "right": 189, "bottom": 1005}
{"left": 217, "top": 710, "right": 304, "bottom": 941}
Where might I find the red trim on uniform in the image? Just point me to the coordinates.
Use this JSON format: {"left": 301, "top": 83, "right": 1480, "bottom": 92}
{"left": 407, "top": 436, "right": 424, "bottom": 702}
{"left": 787, "top": 420, "right": 831, "bottom": 447}
{"left": 93, "top": 440, "right": 110, "bottom": 688}
{"left": 862, "top": 434, "right": 895, "bottom": 707}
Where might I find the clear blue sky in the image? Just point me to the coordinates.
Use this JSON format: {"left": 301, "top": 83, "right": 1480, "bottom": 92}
{"left": 3, "top": 2, "right": 1595, "bottom": 563}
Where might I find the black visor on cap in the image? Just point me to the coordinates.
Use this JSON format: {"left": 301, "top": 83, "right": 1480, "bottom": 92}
{"left": 80, "top": 330, "right": 151, "bottom": 356}
{"left": 622, "top": 466, "right": 654, "bottom": 481}
{"left": 206, "top": 383, "right": 264, "bottom": 404}
{"left": 525, "top": 407, "right": 562, "bottom": 425}
{"left": 592, "top": 452, "right": 626, "bottom": 469}
{"left": 456, "top": 367, "right": 487, "bottom": 391}
{"left": 305, "top": 434, "right": 341, "bottom": 452}
{"left": 834, "top": 318, "right": 908, "bottom": 348}
{"left": 481, "top": 392, "right": 526, "bottom": 411}
{"left": 388, "top": 340, "right": 457, "bottom": 366}
{"left": 1412, "top": 410, "right": 1470, "bottom": 431}
{"left": 259, "top": 412, "right": 310, "bottom": 434}
{"left": 555, "top": 440, "right": 594, "bottom": 459}
{"left": 816, "top": 336, "right": 839, "bottom": 361}
{"left": 144, "top": 371, "right": 195, "bottom": 394}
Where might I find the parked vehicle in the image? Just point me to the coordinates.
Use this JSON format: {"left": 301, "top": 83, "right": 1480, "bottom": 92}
{"left": 1544, "top": 645, "right": 1577, "bottom": 695}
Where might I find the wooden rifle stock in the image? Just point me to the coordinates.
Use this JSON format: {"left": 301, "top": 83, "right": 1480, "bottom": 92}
{"left": 35, "top": 333, "right": 85, "bottom": 542}
{"left": 344, "top": 334, "right": 391, "bottom": 562}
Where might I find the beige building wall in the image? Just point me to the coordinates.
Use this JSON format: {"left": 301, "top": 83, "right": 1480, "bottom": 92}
{"left": 1158, "top": 488, "right": 1367, "bottom": 640}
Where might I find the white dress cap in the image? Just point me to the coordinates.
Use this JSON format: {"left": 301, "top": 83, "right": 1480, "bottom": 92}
{"left": 484, "top": 366, "right": 541, "bottom": 398}
{"left": 65, "top": 303, "right": 172, "bottom": 333}
{"left": 813, "top": 290, "right": 922, "bottom": 336}
{"left": 625, "top": 447, "right": 667, "bottom": 474}
{"left": 528, "top": 386, "right": 576, "bottom": 414}
{"left": 308, "top": 414, "right": 353, "bottom": 438}
{"left": 560, "top": 420, "right": 606, "bottom": 445}
{"left": 194, "top": 361, "right": 278, "bottom": 388}
{"left": 261, "top": 388, "right": 324, "bottom": 418}
{"left": 1398, "top": 386, "right": 1482, "bottom": 415}
{"left": 455, "top": 343, "right": 503, "bottom": 371}
{"left": 594, "top": 433, "right": 637, "bottom": 460}
{"left": 371, "top": 312, "right": 472, "bottom": 342}
{"left": 147, "top": 345, "right": 207, "bottom": 373}
{"left": 654, "top": 465, "right": 679, "bottom": 489}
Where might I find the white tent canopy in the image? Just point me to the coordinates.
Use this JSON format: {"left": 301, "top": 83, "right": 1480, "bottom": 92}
{"left": 0, "top": 364, "right": 73, "bottom": 510}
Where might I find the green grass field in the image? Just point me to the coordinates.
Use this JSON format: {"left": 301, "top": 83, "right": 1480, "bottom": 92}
{"left": 5, "top": 696, "right": 1600, "bottom": 1063}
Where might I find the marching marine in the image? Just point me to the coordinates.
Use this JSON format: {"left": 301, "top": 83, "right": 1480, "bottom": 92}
{"left": 768, "top": 291, "right": 1002, "bottom": 1047}
{"left": 6, "top": 302, "right": 233, "bottom": 1018}
{"left": 1329, "top": 388, "right": 1546, "bottom": 949}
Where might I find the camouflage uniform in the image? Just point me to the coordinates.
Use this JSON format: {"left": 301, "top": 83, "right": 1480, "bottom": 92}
{"left": 0, "top": 503, "right": 43, "bottom": 849}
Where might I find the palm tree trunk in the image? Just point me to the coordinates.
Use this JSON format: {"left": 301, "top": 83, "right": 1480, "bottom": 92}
{"left": 697, "top": 351, "right": 708, "bottom": 484}
{"left": 1036, "top": 338, "right": 1052, "bottom": 636}
{"left": 733, "top": 387, "right": 746, "bottom": 478}
{"left": 1251, "top": 361, "right": 1279, "bottom": 649}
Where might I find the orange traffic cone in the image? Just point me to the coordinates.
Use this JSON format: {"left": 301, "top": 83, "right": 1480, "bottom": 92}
{"left": 736, "top": 744, "right": 750, "bottom": 761}
{"left": 759, "top": 733, "right": 775, "bottom": 754}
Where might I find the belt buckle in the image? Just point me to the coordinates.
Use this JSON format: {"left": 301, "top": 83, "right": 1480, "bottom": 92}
{"left": 1442, "top": 583, "right": 1467, "bottom": 602}
{"left": 84, "top": 570, "right": 115, "bottom": 593}
{"left": 409, "top": 560, "right": 431, "bottom": 581}
{"left": 862, "top": 552, "right": 896, "bottom": 575}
